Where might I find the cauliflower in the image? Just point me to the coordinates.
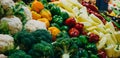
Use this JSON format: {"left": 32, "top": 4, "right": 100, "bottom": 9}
{"left": 25, "top": 20, "right": 47, "bottom": 32}
{"left": 0, "top": 34, "right": 14, "bottom": 53}
{"left": 22, "top": 6, "right": 32, "bottom": 20}
{"left": 0, "top": 0, "right": 15, "bottom": 9}
{"left": 0, "top": 16, "right": 22, "bottom": 34}
{"left": 0, "top": 54, "right": 7, "bottom": 58}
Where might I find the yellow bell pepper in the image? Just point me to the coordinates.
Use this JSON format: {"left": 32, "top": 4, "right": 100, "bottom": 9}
{"left": 48, "top": 27, "right": 61, "bottom": 41}
{"left": 31, "top": 11, "right": 41, "bottom": 20}
{"left": 40, "top": 9, "right": 52, "bottom": 21}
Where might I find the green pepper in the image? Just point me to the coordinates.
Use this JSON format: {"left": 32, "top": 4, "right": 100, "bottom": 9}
{"left": 72, "top": 37, "right": 82, "bottom": 47}
{"left": 50, "top": 5, "right": 61, "bottom": 15}
{"left": 78, "top": 49, "right": 89, "bottom": 58}
{"left": 85, "top": 43, "right": 97, "bottom": 54}
{"left": 60, "top": 25, "right": 69, "bottom": 31}
{"left": 56, "top": 30, "right": 69, "bottom": 39}
{"left": 60, "top": 11, "right": 69, "bottom": 21}
{"left": 113, "top": 21, "right": 120, "bottom": 28}
{"left": 79, "top": 35, "right": 88, "bottom": 46}
{"left": 50, "top": 23, "right": 60, "bottom": 29}
{"left": 90, "top": 54, "right": 98, "bottom": 58}
{"left": 52, "top": 15, "right": 63, "bottom": 26}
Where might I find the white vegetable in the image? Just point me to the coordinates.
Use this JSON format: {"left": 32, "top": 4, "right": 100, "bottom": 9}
{"left": 25, "top": 20, "right": 47, "bottom": 32}
{"left": 0, "top": 54, "right": 7, "bottom": 58}
{"left": 0, "top": 0, "right": 15, "bottom": 9}
{"left": 0, "top": 34, "right": 14, "bottom": 53}
{"left": 22, "top": 6, "right": 32, "bottom": 20}
{"left": 0, "top": 16, "right": 23, "bottom": 34}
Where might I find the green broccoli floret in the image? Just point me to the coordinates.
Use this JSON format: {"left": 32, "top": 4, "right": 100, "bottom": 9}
{"left": 31, "top": 29, "right": 52, "bottom": 43}
{"left": 14, "top": 30, "right": 36, "bottom": 52}
{"left": 28, "top": 40, "right": 54, "bottom": 58}
{"left": 8, "top": 50, "right": 32, "bottom": 58}
{"left": 53, "top": 38, "right": 78, "bottom": 58}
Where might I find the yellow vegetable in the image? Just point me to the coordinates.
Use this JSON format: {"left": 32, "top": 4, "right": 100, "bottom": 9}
{"left": 31, "top": 11, "right": 41, "bottom": 20}
{"left": 40, "top": 9, "right": 52, "bottom": 21}
{"left": 48, "top": 27, "right": 60, "bottom": 41}
{"left": 31, "top": 0, "right": 44, "bottom": 13}
{"left": 38, "top": 18, "right": 50, "bottom": 28}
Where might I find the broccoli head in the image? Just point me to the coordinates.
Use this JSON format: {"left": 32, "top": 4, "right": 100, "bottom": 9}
{"left": 28, "top": 40, "right": 54, "bottom": 58}
{"left": 14, "top": 30, "right": 36, "bottom": 51}
{"left": 31, "top": 29, "right": 52, "bottom": 43}
{"left": 53, "top": 38, "right": 78, "bottom": 58}
{"left": 8, "top": 50, "right": 32, "bottom": 58}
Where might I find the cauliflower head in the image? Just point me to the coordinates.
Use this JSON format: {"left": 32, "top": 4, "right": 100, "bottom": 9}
{"left": 0, "top": 0, "right": 15, "bottom": 9}
{"left": 0, "top": 34, "right": 14, "bottom": 53}
{"left": 25, "top": 20, "right": 47, "bottom": 32}
{"left": 0, "top": 16, "right": 22, "bottom": 34}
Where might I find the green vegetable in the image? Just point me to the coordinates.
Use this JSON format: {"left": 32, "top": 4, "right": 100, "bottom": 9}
{"left": 50, "top": 5, "right": 61, "bottom": 15}
{"left": 52, "top": 15, "right": 63, "bottom": 26}
{"left": 0, "top": 21, "right": 9, "bottom": 34}
{"left": 0, "top": 4, "right": 5, "bottom": 18}
{"left": 31, "top": 29, "right": 52, "bottom": 43}
{"left": 53, "top": 38, "right": 78, "bottom": 58}
{"left": 72, "top": 37, "right": 82, "bottom": 48}
{"left": 50, "top": 23, "right": 60, "bottom": 29}
{"left": 90, "top": 54, "right": 98, "bottom": 58}
{"left": 8, "top": 50, "right": 32, "bottom": 58}
{"left": 60, "top": 11, "right": 69, "bottom": 20}
{"left": 28, "top": 41, "right": 54, "bottom": 58}
{"left": 60, "top": 25, "right": 69, "bottom": 31}
{"left": 79, "top": 35, "right": 88, "bottom": 46}
{"left": 113, "top": 21, "right": 120, "bottom": 28}
{"left": 78, "top": 49, "right": 89, "bottom": 58}
{"left": 14, "top": 30, "right": 36, "bottom": 51}
{"left": 85, "top": 43, "right": 98, "bottom": 54}
{"left": 13, "top": 1, "right": 27, "bottom": 25}
{"left": 56, "top": 30, "right": 70, "bottom": 39}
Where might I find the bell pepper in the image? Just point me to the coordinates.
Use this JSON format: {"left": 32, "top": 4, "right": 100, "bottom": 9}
{"left": 50, "top": 23, "right": 60, "bottom": 29}
{"left": 60, "top": 11, "right": 69, "bottom": 21}
{"left": 79, "top": 35, "right": 88, "bottom": 45}
{"left": 78, "top": 49, "right": 89, "bottom": 58}
{"left": 50, "top": 5, "right": 61, "bottom": 15}
{"left": 37, "top": 18, "right": 50, "bottom": 28}
{"left": 85, "top": 43, "right": 98, "bottom": 54}
{"left": 56, "top": 30, "right": 70, "bottom": 39}
{"left": 31, "top": 11, "right": 41, "bottom": 20}
{"left": 48, "top": 27, "right": 61, "bottom": 41}
{"left": 60, "top": 25, "right": 69, "bottom": 31}
{"left": 40, "top": 9, "right": 52, "bottom": 21}
{"left": 69, "top": 28, "right": 80, "bottom": 37}
{"left": 31, "top": 0, "right": 44, "bottom": 13}
{"left": 52, "top": 15, "right": 63, "bottom": 26}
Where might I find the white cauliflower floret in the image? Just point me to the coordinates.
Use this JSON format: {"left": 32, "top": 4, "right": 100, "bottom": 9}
{"left": 25, "top": 20, "right": 47, "bottom": 32}
{"left": 0, "top": 54, "right": 7, "bottom": 58}
{"left": 0, "top": 0, "right": 15, "bottom": 9}
{"left": 22, "top": 6, "right": 32, "bottom": 20}
{"left": 0, "top": 34, "right": 14, "bottom": 53}
{"left": 0, "top": 16, "right": 22, "bottom": 34}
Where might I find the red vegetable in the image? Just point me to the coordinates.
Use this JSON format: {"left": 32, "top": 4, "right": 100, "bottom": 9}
{"left": 89, "top": 33, "right": 99, "bottom": 43}
{"left": 65, "top": 17, "right": 76, "bottom": 27}
{"left": 87, "top": 8, "right": 106, "bottom": 24}
{"left": 74, "top": 23, "right": 84, "bottom": 32}
{"left": 69, "top": 28, "right": 80, "bottom": 37}
{"left": 98, "top": 50, "right": 107, "bottom": 58}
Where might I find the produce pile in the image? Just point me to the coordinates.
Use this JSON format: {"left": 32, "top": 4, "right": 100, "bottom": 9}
{"left": 0, "top": 0, "right": 120, "bottom": 58}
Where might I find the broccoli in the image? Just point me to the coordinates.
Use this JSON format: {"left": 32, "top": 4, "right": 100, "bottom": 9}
{"left": 31, "top": 29, "right": 52, "bottom": 43}
{"left": 8, "top": 50, "right": 32, "bottom": 58}
{"left": 53, "top": 38, "right": 78, "bottom": 58}
{"left": 14, "top": 30, "right": 36, "bottom": 52}
{"left": 28, "top": 40, "right": 54, "bottom": 58}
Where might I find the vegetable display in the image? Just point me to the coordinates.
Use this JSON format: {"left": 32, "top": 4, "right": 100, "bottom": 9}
{"left": 0, "top": 0, "right": 120, "bottom": 58}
